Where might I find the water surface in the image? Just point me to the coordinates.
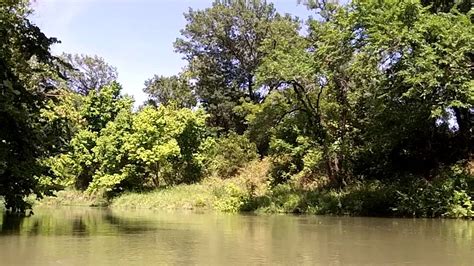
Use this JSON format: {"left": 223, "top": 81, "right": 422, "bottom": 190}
{"left": 0, "top": 207, "right": 472, "bottom": 265}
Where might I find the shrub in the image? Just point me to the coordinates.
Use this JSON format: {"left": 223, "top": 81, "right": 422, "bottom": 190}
{"left": 268, "top": 135, "right": 326, "bottom": 186}
{"left": 394, "top": 171, "right": 474, "bottom": 218}
{"left": 202, "top": 133, "right": 259, "bottom": 178}
{"left": 213, "top": 182, "right": 249, "bottom": 212}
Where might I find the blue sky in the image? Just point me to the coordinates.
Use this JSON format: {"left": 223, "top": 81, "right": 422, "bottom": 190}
{"left": 31, "top": 0, "right": 313, "bottom": 106}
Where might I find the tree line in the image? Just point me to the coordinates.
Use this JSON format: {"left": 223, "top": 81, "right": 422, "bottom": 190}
{"left": 0, "top": 0, "right": 472, "bottom": 215}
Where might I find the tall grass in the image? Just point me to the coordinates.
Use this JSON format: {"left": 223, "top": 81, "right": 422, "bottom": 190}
{"left": 33, "top": 160, "right": 474, "bottom": 218}
{"left": 111, "top": 184, "right": 215, "bottom": 210}
{"left": 37, "top": 189, "right": 107, "bottom": 207}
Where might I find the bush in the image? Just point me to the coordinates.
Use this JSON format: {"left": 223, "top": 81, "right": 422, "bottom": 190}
{"left": 213, "top": 182, "right": 249, "bottom": 212}
{"left": 202, "top": 133, "right": 259, "bottom": 178}
{"left": 235, "top": 159, "right": 271, "bottom": 197}
{"left": 268, "top": 134, "right": 326, "bottom": 186}
{"left": 249, "top": 166, "right": 474, "bottom": 218}
{"left": 394, "top": 170, "right": 473, "bottom": 218}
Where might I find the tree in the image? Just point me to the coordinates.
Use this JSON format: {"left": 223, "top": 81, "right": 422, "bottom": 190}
{"left": 48, "top": 82, "right": 134, "bottom": 190}
{"left": 144, "top": 73, "right": 197, "bottom": 108}
{"left": 0, "top": 0, "right": 64, "bottom": 213}
{"left": 257, "top": 1, "right": 354, "bottom": 186}
{"left": 80, "top": 82, "right": 133, "bottom": 133}
{"left": 351, "top": 0, "right": 473, "bottom": 177}
{"left": 87, "top": 108, "right": 135, "bottom": 193}
{"left": 87, "top": 105, "right": 208, "bottom": 193}
{"left": 60, "top": 53, "right": 118, "bottom": 95}
{"left": 257, "top": 0, "right": 473, "bottom": 186}
{"left": 175, "top": 0, "right": 297, "bottom": 133}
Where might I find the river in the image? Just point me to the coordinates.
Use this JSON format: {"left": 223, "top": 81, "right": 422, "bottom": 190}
{"left": 0, "top": 207, "right": 472, "bottom": 265}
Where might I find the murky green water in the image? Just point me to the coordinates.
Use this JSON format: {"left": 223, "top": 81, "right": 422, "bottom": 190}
{"left": 0, "top": 207, "right": 472, "bottom": 265}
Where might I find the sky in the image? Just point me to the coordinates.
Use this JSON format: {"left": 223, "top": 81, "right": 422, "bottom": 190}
{"left": 31, "top": 0, "right": 313, "bottom": 106}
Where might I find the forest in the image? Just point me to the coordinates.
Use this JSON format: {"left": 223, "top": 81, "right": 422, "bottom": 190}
{"left": 1, "top": 0, "right": 473, "bottom": 217}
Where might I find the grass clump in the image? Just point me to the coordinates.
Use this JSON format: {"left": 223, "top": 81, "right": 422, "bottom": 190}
{"left": 111, "top": 159, "right": 272, "bottom": 212}
{"left": 111, "top": 184, "right": 215, "bottom": 210}
{"left": 37, "top": 189, "right": 107, "bottom": 207}
{"left": 111, "top": 178, "right": 258, "bottom": 212}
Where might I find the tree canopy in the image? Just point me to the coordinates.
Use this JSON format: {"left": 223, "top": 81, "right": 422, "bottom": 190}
{"left": 0, "top": 0, "right": 64, "bottom": 212}
{"left": 60, "top": 53, "right": 118, "bottom": 95}
{"left": 1, "top": 0, "right": 472, "bottom": 217}
{"left": 144, "top": 73, "right": 197, "bottom": 108}
{"left": 175, "top": 0, "right": 299, "bottom": 133}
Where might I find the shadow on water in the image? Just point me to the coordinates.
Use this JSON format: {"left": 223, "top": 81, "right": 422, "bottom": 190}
{"left": 0, "top": 214, "right": 24, "bottom": 234}
{"left": 0, "top": 207, "right": 161, "bottom": 236}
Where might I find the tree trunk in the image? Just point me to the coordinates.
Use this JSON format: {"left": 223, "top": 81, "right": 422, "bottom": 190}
{"left": 333, "top": 76, "right": 349, "bottom": 188}
{"left": 453, "top": 107, "right": 472, "bottom": 158}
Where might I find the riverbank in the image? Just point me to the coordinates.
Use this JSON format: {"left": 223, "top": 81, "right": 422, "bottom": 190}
{"left": 38, "top": 173, "right": 474, "bottom": 218}
{"left": 38, "top": 178, "right": 258, "bottom": 213}
{"left": 37, "top": 190, "right": 107, "bottom": 207}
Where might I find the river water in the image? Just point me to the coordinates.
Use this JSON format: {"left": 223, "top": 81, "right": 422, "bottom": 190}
{"left": 0, "top": 207, "right": 472, "bottom": 265}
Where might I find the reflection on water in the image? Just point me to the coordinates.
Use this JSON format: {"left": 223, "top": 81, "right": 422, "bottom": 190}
{"left": 0, "top": 207, "right": 473, "bottom": 265}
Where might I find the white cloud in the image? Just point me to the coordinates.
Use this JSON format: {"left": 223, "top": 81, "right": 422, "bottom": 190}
{"left": 31, "top": 0, "right": 92, "bottom": 35}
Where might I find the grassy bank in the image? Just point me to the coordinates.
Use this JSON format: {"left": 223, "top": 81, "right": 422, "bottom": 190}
{"left": 37, "top": 189, "right": 107, "bottom": 207}
{"left": 109, "top": 177, "right": 473, "bottom": 218}
{"left": 35, "top": 178, "right": 474, "bottom": 218}
{"left": 111, "top": 183, "right": 215, "bottom": 211}
{"left": 110, "top": 177, "right": 259, "bottom": 212}
{"left": 35, "top": 161, "right": 474, "bottom": 218}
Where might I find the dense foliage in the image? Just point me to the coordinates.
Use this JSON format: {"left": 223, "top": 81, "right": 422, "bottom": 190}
{"left": 144, "top": 73, "right": 197, "bottom": 108}
{"left": 1, "top": 0, "right": 472, "bottom": 217}
{"left": 174, "top": 0, "right": 299, "bottom": 134}
{"left": 0, "top": 0, "right": 67, "bottom": 213}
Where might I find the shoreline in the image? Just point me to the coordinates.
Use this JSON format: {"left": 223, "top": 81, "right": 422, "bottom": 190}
{"left": 36, "top": 177, "right": 474, "bottom": 219}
